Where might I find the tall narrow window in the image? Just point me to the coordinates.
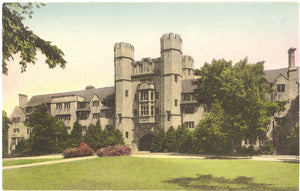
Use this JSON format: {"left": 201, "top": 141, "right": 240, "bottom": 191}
{"left": 175, "top": 99, "right": 178, "bottom": 107}
{"left": 125, "top": 90, "right": 128, "bottom": 97}
{"left": 151, "top": 105, "right": 154, "bottom": 115}
{"left": 126, "top": 131, "right": 129, "bottom": 138}
{"left": 167, "top": 111, "right": 171, "bottom": 121}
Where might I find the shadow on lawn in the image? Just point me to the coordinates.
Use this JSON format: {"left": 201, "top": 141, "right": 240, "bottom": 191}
{"left": 163, "top": 174, "right": 295, "bottom": 190}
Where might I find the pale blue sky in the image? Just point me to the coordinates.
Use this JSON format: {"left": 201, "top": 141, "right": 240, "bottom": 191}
{"left": 2, "top": 2, "right": 299, "bottom": 115}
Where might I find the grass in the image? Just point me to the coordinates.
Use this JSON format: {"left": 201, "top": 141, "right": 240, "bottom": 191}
{"left": 2, "top": 158, "right": 63, "bottom": 167}
{"left": 3, "top": 156, "right": 299, "bottom": 190}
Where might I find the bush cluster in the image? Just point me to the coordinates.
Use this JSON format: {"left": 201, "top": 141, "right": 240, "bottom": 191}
{"left": 96, "top": 144, "right": 131, "bottom": 157}
{"left": 63, "top": 142, "right": 94, "bottom": 158}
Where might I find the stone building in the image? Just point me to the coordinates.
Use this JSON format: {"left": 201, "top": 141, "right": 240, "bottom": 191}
{"left": 7, "top": 33, "right": 299, "bottom": 154}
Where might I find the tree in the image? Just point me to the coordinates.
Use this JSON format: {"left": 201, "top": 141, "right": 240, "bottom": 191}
{"left": 54, "top": 121, "right": 69, "bottom": 152}
{"left": 2, "top": 111, "right": 11, "bottom": 155}
{"left": 102, "top": 125, "right": 124, "bottom": 147}
{"left": 194, "top": 103, "right": 231, "bottom": 154}
{"left": 164, "top": 126, "right": 177, "bottom": 152}
{"left": 175, "top": 126, "right": 196, "bottom": 154}
{"left": 2, "top": 3, "right": 66, "bottom": 75}
{"left": 150, "top": 129, "right": 165, "bottom": 152}
{"left": 69, "top": 121, "right": 83, "bottom": 148}
{"left": 193, "top": 58, "right": 286, "bottom": 152}
{"left": 84, "top": 120, "right": 103, "bottom": 150}
{"left": 24, "top": 103, "right": 60, "bottom": 154}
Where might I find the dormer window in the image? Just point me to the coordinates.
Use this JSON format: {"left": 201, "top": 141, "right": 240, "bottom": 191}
{"left": 92, "top": 101, "right": 100, "bottom": 107}
{"left": 12, "top": 117, "right": 20, "bottom": 123}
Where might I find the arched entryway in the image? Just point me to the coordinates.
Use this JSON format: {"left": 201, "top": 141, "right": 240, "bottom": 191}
{"left": 138, "top": 134, "right": 154, "bottom": 151}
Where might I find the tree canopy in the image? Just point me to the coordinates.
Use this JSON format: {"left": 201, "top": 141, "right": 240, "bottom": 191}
{"left": 2, "top": 3, "right": 66, "bottom": 75}
{"left": 193, "top": 58, "right": 286, "bottom": 150}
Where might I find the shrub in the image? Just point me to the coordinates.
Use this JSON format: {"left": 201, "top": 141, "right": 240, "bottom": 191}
{"left": 258, "top": 140, "right": 274, "bottom": 155}
{"left": 96, "top": 144, "right": 131, "bottom": 157}
{"left": 63, "top": 142, "right": 94, "bottom": 158}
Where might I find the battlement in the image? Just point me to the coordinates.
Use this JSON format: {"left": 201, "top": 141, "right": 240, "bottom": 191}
{"left": 160, "top": 32, "right": 182, "bottom": 53}
{"left": 114, "top": 42, "right": 134, "bottom": 60}
{"left": 182, "top": 55, "right": 194, "bottom": 69}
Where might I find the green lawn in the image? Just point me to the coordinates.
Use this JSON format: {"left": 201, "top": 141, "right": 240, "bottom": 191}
{"left": 2, "top": 158, "right": 63, "bottom": 167}
{"left": 3, "top": 156, "right": 299, "bottom": 190}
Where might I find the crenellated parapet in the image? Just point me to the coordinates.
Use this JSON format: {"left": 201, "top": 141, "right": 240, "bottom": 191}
{"left": 182, "top": 55, "right": 194, "bottom": 69}
{"left": 114, "top": 42, "right": 134, "bottom": 60}
{"left": 160, "top": 33, "right": 182, "bottom": 53}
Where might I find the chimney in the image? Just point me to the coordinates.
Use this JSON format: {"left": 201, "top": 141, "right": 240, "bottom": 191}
{"left": 19, "top": 94, "right": 28, "bottom": 108}
{"left": 288, "top": 47, "right": 296, "bottom": 70}
{"left": 86, "top": 85, "right": 95, "bottom": 90}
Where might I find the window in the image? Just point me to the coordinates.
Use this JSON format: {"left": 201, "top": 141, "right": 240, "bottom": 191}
{"left": 125, "top": 90, "right": 128, "bottom": 97}
{"left": 13, "top": 128, "right": 20, "bottom": 133}
{"left": 126, "top": 131, "right": 129, "bottom": 138}
{"left": 140, "top": 90, "right": 148, "bottom": 101}
{"left": 175, "top": 99, "right": 178, "bottom": 107}
{"left": 150, "top": 91, "right": 153, "bottom": 100}
{"left": 64, "top": 102, "right": 70, "bottom": 109}
{"left": 56, "top": 114, "right": 71, "bottom": 121}
{"left": 182, "top": 93, "right": 191, "bottom": 101}
{"left": 140, "top": 103, "right": 149, "bottom": 116}
{"left": 56, "top": 103, "right": 62, "bottom": 109}
{"left": 92, "top": 101, "right": 100, "bottom": 107}
{"left": 277, "top": 84, "right": 285, "bottom": 92}
{"left": 185, "top": 121, "right": 194, "bottom": 128}
{"left": 78, "top": 102, "right": 86, "bottom": 109}
{"left": 151, "top": 105, "right": 154, "bottom": 115}
{"left": 93, "top": 113, "right": 100, "bottom": 119}
{"left": 167, "top": 111, "right": 171, "bottom": 121}
{"left": 118, "top": 114, "right": 122, "bottom": 123}
{"left": 184, "top": 107, "right": 194, "bottom": 114}
{"left": 155, "top": 108, "right": 159, "bottom": 115}
{"left": 12, "top": 117, "right": 20, "bottom": 123}
{"left": 204, "top": 106, "right": 211, "bottom": 113}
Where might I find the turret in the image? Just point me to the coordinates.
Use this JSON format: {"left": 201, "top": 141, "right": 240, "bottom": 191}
{"left": 160, "top": 33, "right": 182, "bottom": 131}
{"left": 114, "top": 42, "right": 135, "bottom": 148}
{"left": 182, "top": 55, "right": 194, "bottom": 79}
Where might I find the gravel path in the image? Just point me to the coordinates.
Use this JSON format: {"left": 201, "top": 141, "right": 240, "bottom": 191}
{"left": 2, "top": 153, "right": 298, "bottom": 170}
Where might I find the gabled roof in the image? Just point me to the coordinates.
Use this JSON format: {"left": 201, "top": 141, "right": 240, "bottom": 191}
{"left": 264, "top": 67, "right": 299, "bottom": 83}
{"left": 27, "top": 86, "right": 114, "bottom": 107}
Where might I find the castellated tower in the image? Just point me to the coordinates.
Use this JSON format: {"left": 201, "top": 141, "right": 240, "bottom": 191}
{"left": 160, "top": 33, "right": 182, "bottom": 131}
{"left": 114, "top": 42, "right": 135, "bottom": 148}
{"left": 182, "top": 55, "right": 194, "bottom": 80}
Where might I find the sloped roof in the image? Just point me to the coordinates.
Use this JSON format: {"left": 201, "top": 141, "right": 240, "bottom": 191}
{"left": 264, "top": 67, "right": 299, "bottom": 83}
{"left": 181, "top": 79, "right": 197, "bottom": 93}
{"left": 27, "top": 86, "right": 114, "bottom": 107}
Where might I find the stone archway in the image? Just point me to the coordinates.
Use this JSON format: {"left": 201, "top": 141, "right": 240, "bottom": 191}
{"left": 138, "top": 134, "right": 154, "bottom": 151}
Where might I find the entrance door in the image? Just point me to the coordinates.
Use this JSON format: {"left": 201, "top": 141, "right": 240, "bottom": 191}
{"left": 138, "top": 134, "right": 154, "bottom": 151}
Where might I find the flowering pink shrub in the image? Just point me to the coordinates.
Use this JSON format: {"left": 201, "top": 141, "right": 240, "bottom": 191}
{"left": 63, "top": 142, "right": 94, "bottom": 158}
{"left": 97, "top": 144, "right": 131, "bottom": 157}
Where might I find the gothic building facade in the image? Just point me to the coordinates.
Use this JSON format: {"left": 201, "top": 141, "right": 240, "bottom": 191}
{"left": 7, "top": 33, "right": 299, "bottom": 154}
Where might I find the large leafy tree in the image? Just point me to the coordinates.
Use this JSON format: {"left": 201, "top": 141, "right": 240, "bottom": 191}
{"left": 2, "top": 3, "right": 66, "bottom": 75}
{"left": 193, "top": 58, "right": 286, "bottom": 151}
{"left": 2, "top": 111, "right": 11, "bottom": 155}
